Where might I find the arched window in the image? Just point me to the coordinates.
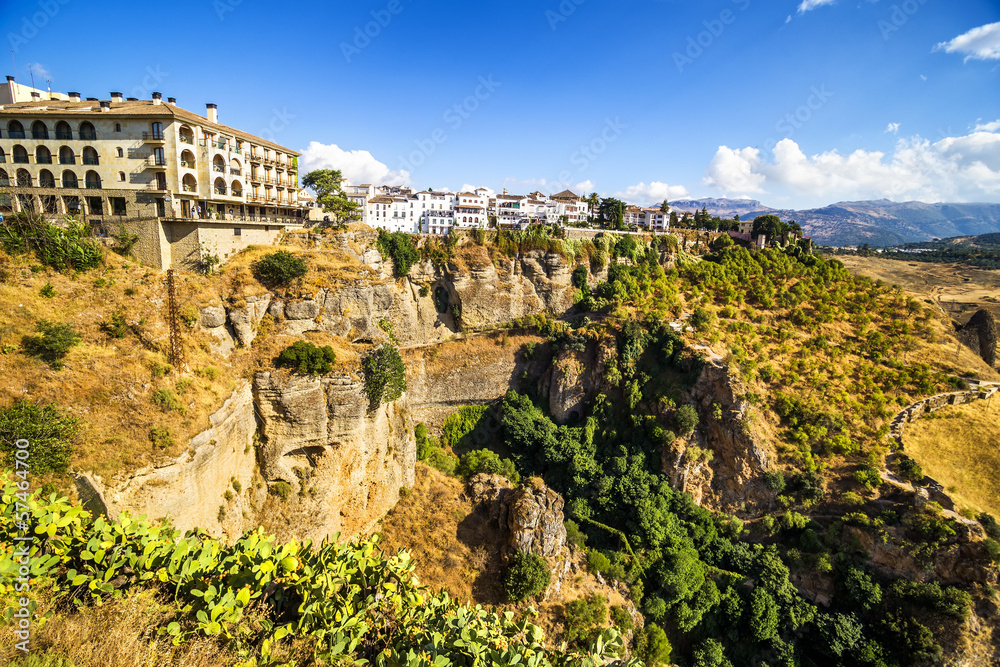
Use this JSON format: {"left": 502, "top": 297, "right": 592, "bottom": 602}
{"left": 7, "top": 120, "right": 24, "bottom": 138}
{"left": 85, "top": 170, "right": 101, "bottom": 189}
{"left": 35, "top": 145, "right": 52, "bottom": 164}
{"left": 0, "top": 147, "right": 4, "bottom": 162}
{"left": 115, "top": 123, "right": 121, "bottom": 132}
{"left": 182, "top": 173, "right": 197, "bottom": 193}
{"left": 116, "top": 147, "right": 123, "bottom": 158}
{"left": 16, "top": 169, "right": 32, "bottom": 187}
{"left": 62, "top": 170, "right": 78, "bottom": 188}
{"left": 59, "top": 146, "right": 75, "bottom": 165}
{"left": 55, "top": 121, "right": 71, "bottom": 140}
{"left": 118, "top": 171, "right": 125, "bottom": 182}
{"left": 179, "top": 125, "right": 194, "bottom": 145}
{"left": 231, "top": 180, "right": 243, "bottom": 197}
{"left": 214, "top": 177, "right": 227, "bottom": 195}
{"left": 31, "top": 121, "right": 48, "bottom": 139}
{"left": 181, "top": 150, "right": 195, "bottom": 168}
{"left": 79, "top": 122, "right": 96, "bottom": 140}
{"left": 229, "top": 158, "right": 241, "bottom": 176}
{"left": 12, "top": 145, "right": 28, "bottom": 164}
{"left": 82, "top": 147, "right": 99, "bottom": 166}
{"left": 213, "top": 156, "right": 225, "bottom": 173}
{"left": 0, "top": 169, "right": 8, "bottom": 186}
{"left": 38, "top": 169, "right": 54, "bottom": 188}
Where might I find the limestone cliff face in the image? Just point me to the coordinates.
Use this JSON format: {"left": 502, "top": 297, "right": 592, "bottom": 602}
{"left": 76, "top": 372, "right": 415, "bottom": 544}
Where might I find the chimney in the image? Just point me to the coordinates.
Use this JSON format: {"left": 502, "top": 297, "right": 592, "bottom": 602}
{"left": 152, "top": 92, "right": 161, "bottom": 105}
{"left": 99, "top": 101, "right": 111, "bottom": 112}
{"left": 167, "top": 97, "right": 176, "bottom": 104}
{"left": 68, "top": 92, "right": 80, "bottom": 102}
{"left": 86, "top": 97, "right": 97, "bottom": 101}
{"left": 110, "top": 91, "right": 122, "bottom": 102}
{"left": 5, "top": 76, "right": 12, "bottom": 83}
{"left": 206, "top": 103, "right": 218, "bottom": 124}
{"left": 30, "top": 92, "right": 40, "bottom": 100}
{"left": 126, "top": 97, "right": 137, "bottom": 101}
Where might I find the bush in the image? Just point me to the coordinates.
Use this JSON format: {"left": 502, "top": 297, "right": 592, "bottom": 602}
{"left": 764, "top": 470, "right": 786, "bottom": 492}
{"left": 691, "top": 306, "right": 715, "bottom": 332}
{"left": 100, "top": 311, "right": 129, "bottom": 339}
{"left": 252, "top": 250, "right": 307, "bottom": 286}
{"left": 636, "top": 624, "right": 672, "bottom": 667}
{"left": 675, "top": 404, "right": 699, "bottom": 434}
{"left": 896, "top": 455, "right": 924, "bottom": 483}
{"left": 503, "top": 550, "right": 550, "bottom": 602}
{"left": 565, "top": 519, "right": 587, "bottom": 550}
{"left": 376, "top": 230, "right": 421, "bottom": 277}
{"left": 609, "top": 605, "right": 632, "bottom": 633}
{"left": 362, "top": 344, "right": 406, "bottom": 408}
{"left": 0, "top": 211, "right": 102, "bottom": 271}
{"left": 149, "top": 426, "right": 174, "bottom": 450}
{"left": 23, "top": 320, "right": 82, "bottom": 369}
{"left": 572, "top": 264, "right": 589, "bottom": 290}
{"left": 0, "top": 400, "right": 79, "bottom": 474}
{"left": 441, "top": 405, "right": 490, "bottom": 451}
{"left": 276, "top": 340, "right": 337, "bottom": 375}
{"left": 456, "top": 449, "right": 519, "bottom": 484}
{"left": 415, "top": 423, "right": 458, "bottom": 475}
{"left": 977, "top": 512, "right": 1000, "bottom": 541}
{"left": 152, "top": 389, "right": 183, "bottom": 413}
{"left": 562, "top": 593, "right": 607, "bottom": 648}
{"left": 270, "top": 480, "right": 291, "bottom": 501}
{"left": 39, "top": 282, "right": 56, "bottom": 298}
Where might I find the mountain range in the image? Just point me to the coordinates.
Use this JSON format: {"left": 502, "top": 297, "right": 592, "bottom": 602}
{"left": 667, "top": 198, "right": 1000, "bottom": 247}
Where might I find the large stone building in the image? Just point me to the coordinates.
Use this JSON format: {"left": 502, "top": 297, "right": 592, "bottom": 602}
{"left": 0, "top": 78, "right": 307, "bottom": 270}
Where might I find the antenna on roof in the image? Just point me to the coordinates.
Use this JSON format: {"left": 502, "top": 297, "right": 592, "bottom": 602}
{"left": 27, "top": 62, "right": 34, "bottom": 90}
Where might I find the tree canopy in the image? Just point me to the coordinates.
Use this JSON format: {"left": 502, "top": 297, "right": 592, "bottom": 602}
{"left": 302, "top": 169, "right": 360, "bottom": 225}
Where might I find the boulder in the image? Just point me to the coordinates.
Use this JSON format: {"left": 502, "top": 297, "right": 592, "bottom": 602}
{"left": 285, "top": 300, "right": 320, "bottom": 320}
{"left": 200, "top": 305, "right": 226, "bottom": 329}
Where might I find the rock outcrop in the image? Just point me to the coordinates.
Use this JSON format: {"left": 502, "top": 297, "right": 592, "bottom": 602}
{"left": 465, "top": 474, "right": 568, "bottom": 559}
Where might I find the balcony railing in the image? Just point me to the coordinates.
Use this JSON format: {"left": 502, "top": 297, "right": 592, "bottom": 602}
{"left": 213, "top": 165, "right": 225, "bottom": 173}
{"left": 8, "top": 131, "right": 25, "bottom": 139}
{"left": 36, "top": 155, "right": 52, "bottom": 164}
{"left": 62, "top": 180, "right": 78, "bottom": 188}
{"left": 147, "top": 156, "right": 167, "bottom": 167}
{"left": 230, "top": 168, "right": 241, "bottom": 176}
{"left": 179, "top": 135, "right": 194, "bottom": 144}
{"left": 215, "top": 187, "right": 227, "bottom": 195}
{"left": 55, "top": 131, "right": 72, "bottom": 140}
{"left": 248, "top": 153, "right": 261, "bottom": 162}
{"left": 0, "top": 156, "right": 5, "bottom": 163}
{"left": 145, "top": 181, "right": 166, "bottom": 190}
{"left": 142, "top": 131, "right": 164, "bottom": 141}
{"left": 59, "top": 157, "right": 76, "bottom": 165}
{"left": 216, "top": 140, "right": 227, "bottom": 149}
{"left": 85, "top": 182, "right": 102, "bottom": 189}
{"left": 180, "top": 160, "right": 195, "bottom": 169}
{"left": 79, "top": 133, "right": 96, "bottom": 140}
{"left": 32, "top": 131, "right": 48, "bottom": 140}
{"left": 183, "top": 184, "right": 197, "bottom": 193}
{"left": 12, "top": 155, "right": 29, "bottom": 164}
{"left": 82, "top": 157, "right": 99, "bottom": 165}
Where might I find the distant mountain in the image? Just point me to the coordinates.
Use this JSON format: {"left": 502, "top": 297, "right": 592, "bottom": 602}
{"left": 666, "top": 198, "right": 1000, "bottom": 247}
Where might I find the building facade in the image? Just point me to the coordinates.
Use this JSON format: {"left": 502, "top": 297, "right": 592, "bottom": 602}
{"left": 0, "top": 81, "right": 307, "bottom": 269}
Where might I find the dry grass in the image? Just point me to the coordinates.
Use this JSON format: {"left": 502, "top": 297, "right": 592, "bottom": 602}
{"left": 0, "top": 587, "right": 316, "bottom": 667}
{"left": 902, "top": 398, "right": 1000, "bottom": 517}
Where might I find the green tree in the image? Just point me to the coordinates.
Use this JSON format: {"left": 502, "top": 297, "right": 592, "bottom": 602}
{"left": 675, "top": 404, "right": 699, "bottom": 435}
{"left": 23, "top": 320, "right": 82, "bottom": 370}
{"left": 362, "top": 344, "right": 406, "bottom": 408}
{"left": 751, "top": 215, "right": 789, "bottom": 246}
{"left": 660, "top": 199, "right": 670, "bottom": 213}
{"left": 276, "top": 340, "right": 336, "bottom": 375}
{"left": 456, "top": 449, "right": 520, "bottom": 483}
{"left": 376, "top": 230, "right": 421, "bottom": 277}
{"left": 749, "top": 587, "right": 780, "bottom": 641}
{"left": 302, "top": 169, "right": 360, "bottom": 225}
{"left": 637, "top": 625, "right": 672, "bottom": 667}
{"left": 503, "top": 550, "right": 550, "bottom": 602}
{"left": 0, "top": 400, "right": 79, "bottom": 474}
{"left": 252, "top": 250, "right": 308, "bottom": 286}
{"left": 599, "top": 198, "right": 626, "bottom": 229}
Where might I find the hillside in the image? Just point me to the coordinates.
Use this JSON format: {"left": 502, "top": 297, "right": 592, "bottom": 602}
{"left": 669, "top": 198, "right": 1000, "bottom": 247}
{"left": 1, "top": 216, "right": 999, "bottom": 666}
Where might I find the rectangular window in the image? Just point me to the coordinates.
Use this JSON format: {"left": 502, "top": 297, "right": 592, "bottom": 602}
{"left": 109, "top": 197, "right": 127, "bottom": 216}
{"left": 234, "top": 227, "right": 242, "bottom": 236}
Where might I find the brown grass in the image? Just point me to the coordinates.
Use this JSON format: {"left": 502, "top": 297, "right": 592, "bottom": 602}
{"left": 902, "top": 398, "right": 1000, "bottom": 517}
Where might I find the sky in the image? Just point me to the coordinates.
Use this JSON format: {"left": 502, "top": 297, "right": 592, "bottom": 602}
{"left": 3, "top": 0, "right": 999, "bottom": 208}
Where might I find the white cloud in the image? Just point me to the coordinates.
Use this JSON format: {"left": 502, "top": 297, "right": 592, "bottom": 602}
{"left": 612, "top": 181, "right": 691, "bottom": 206}
{"left": 935, "top": 22, "right": 1000, "bottom": 62}
{"left": 797, "top": 0, "right": 836, "bottom": 14}
{"left": 785, "top": 15, "right": 792, "bottom": 24}
{"left": 574, "top": 180, "right": 595, "bottom": 194}
{"left": 299, "top": 141, "right": 410, "bottom": 186}
{"left": 460, "top": 184, "right": 494, "bottom": 195}
{"left": 28, "top": 63, "right": 51, "bottom": 81}
{"left": 975, "top": 119, "right": 1000, "bottom": 132}
{"left": 702, "top": 125, "right": 1000, "bottom": 203}
{"left": 920, "top": 74, "right": 928, "bottom": 81}
{"left": 885, "top": 122, "right": 900, "bottom": 135}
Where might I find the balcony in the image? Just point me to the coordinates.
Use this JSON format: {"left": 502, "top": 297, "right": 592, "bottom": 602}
{"left": 36, "top": 155, "right": 52, "bottom": 164}
{"left": 213, "top": 164, "right": 226, "bottom": 173}
{"left": 180, "top": 160, "right": 195, "bottom": 169}
{"left": 179, "top": 135, "right": 194, "bottom": 144}
{"left": 82, "top": 157, "right": 100, "bottom": 165}
{"left": 249, "top": 173, "right": 260, "bottom": 182}
{"left": 144, "top": 181, "right": 166, "bottom": 191}
{"left": 183, "top": 184, "right": 197, "bottom": 193}
{"left": 215, "top": 140, "right": 228, "bottom": 150}
{"left": 79, "top": 133, "right": 97, "bottom": 141}
{"left": 215, "top": 187, "right": 227, "bottom": 196}
{"left": 248, "top": 153, "right": 261, "bottom": 162}
{"left": 8, "top": 131, "right": 25, "bottom": 139}
{"left": 61, "top": 180, "right": 78, "bottom": 189}
{"left": 55, "top": 131, "right": 72, "bottom": 140}
{"left": 142, "top": 131, "right": 165, "bottom": 141}
{"left": 59, "top": 157, "right": 76, "bottom": 165}
{"left": 230, "top": 168, "right": 241, "bottom": 176}
{"left": 146, "top": 156, "right": 167, "bottom": 167}
{"left": 32, "top": 131, "right": 48, "bottom": 140}
{"left": 85, "top": 182, "right": 102, "bottom": 190}
{"left": 12, "top": 155, "right": 29, "bottom": 164}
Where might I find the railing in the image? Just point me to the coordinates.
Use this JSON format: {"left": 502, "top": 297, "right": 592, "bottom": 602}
{"left": 32, "top": 131, "right": 48, "bottom": 140}
{"left": 233, "top": 146, "right": 242, "bottom": 154}
{"left": 0, "top": 156, "right": 5, "bottom": 163}
{"left": 180, "top": 160, "right": 195, "bottom": 168}
{"left": 0, "top": 179, "right": 7, "bottom": 186}
{"left": 62, "top": 180, "right": 78, "bottom": 188}
{"left": 36, "top": 155, "right": 52, "bottom": 164}
{"left": 55, "top": 131, "right": 72, "bottom": 140}
{"left": 145, "top": 181, "right": 166, "bottom": 190}
{"left": 183, "top": 185, "right": 197, "bottom": 193}
{"left": 249, "top": 173, "right": 260, "bottom": 181}
{"left": 142, "top": 131, "right": 164, "bottom": 140}
{"left": 59, "top": 157, "right": 76, "bottom": 165}
{"left": 79, "top": 133, "right": 96, "bottom": 140}
{"left": 8, "top": 131, "right": 25, "bottom": 139}
{"left": 215, "top": 141, "right": 227, "bottom": 149}
{"left": 179, "top": 135, "right": 194, "bottom": 144}
{"left": 12, "top": 155, "right": 29, "bottom": 164}
{"left": 85, "top": 182, "right": 101, "bottom": 189}
{"left": 147, "top": 156, "right": 166, "bottom": 166}
{"left": 215, "top": 187, "right": 227, "bottom": 195}
{"left": 248, "top": 153, "right": 260, "bottom": 161}
{"left": 213, "top": 165, "right": 225, "bottom": 172}
{"left": 230, "top": 168, "right": 241, "bottom": 176}
{"left": 82, "top": 157, "right": 99, "bottom": 165}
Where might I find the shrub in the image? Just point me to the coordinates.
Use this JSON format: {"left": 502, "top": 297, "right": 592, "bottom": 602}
{"left": 562, "top": 593, "right": 607, "bottom": 648}
{"left": 0, "top": 400, "right": 79, "bottom": 474}
{"left": 691, "top": 306, "right": 715, "bottom": 332}
{"left": 441, "top": 405, "right": 490, "bottom": 451}
{"left": 39, "top": 282, "right": 56, "bottom": 298}
{"left": 111, "top": 225, "right": 140, "bottom": 256}
{"left": 896, "top": 455, "right": 924, "bottom": 483}
{"left": 609, "top": 605, "right": 632, "bottom": 633}
{"left": 978, "top": 513, "right": 1000, "bottom": 541}
{"left": 675, "top": 404, "right": 699, "bottom": 434}
{"left": 152, "top": 389, "right": 183, "bottom": 413}
{"left": 764, "top": 470, "right": 786, "bottom": 492}
{"left": 149, "top": 426, "right": 174, "bottom": 450}
{"left": 984, "top": 538, "right": 1000, "bottom": 564}
{"left": 415, "top": 423, "right": 458, "bottom": 475}
{"left": 197, "top": 366, "right": 220, "bottom": 381}
{"left": 270, "top": 480, "right": 291, "bottom": 501}
{"left": 0, "top": 211, "right": 102, "bottom": 271}
{"left": 252, "top": 250, "right": 307, "bottom": 286}
{"left": 456, "top": 449, "right": 519, "bottom": 484}
{"left": 362, "top": 344, "right": 406, "bottom": 408}
{"left": 636, "top": 624, "right": 672, "bottom": 667}
{"left": 100, "top": 311, "right": 129, "bottom": 339}
{"left": 419, "top": 285, "right": 430, "bottom": 297}
{"left": 565, "top": 519, "right": 587, "bottom": 550}
{"left": 572, "top": 264, "right": 589, "bottom": 290}
{"left": 23, "top": 320, "right": 82, "bottom": 369}
{"left": 376, "top": 230, "right": 421, "bottom": 277}
{"left": 276, "top": 340, "right": 337, "bottom": 375}
{"left": 503, "top": 550, "right": 550, "bottom": 602}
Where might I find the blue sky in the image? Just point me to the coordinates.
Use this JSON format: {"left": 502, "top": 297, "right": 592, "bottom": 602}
{"left": 4, "top": 0, "right": 999, "bottom": 208}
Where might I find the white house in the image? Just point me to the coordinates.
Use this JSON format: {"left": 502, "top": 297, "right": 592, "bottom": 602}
{"left": 643, "top": 208, "right": 670, "bottom": 232}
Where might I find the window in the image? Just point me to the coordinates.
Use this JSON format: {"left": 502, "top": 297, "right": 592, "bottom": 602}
{"left": 233, "top": 227, "right": 242, "bottom": 236}
{"left": 150, "top": 122, "right": 163, "bottom": 140}
{"left": 110, "top": 197, "right": 127, "bottom": 216}
{"left": 118, "top": 171, "right": 125, "bottom": 182}
{"left": 115, "top": 123, "right": 121, "bottom": 132}
{"left": 116, "top": 147, "right": 123, "bottom": 158}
